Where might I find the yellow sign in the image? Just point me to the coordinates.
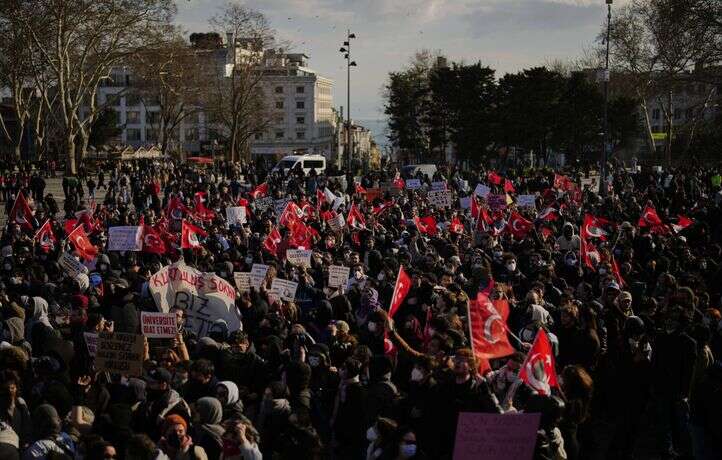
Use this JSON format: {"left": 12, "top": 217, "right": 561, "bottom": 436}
{"left": 652, "top": 132, "right": 668, "bottom": 141}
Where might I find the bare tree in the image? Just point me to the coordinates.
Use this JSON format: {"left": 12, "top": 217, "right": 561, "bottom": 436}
{"left": 207, "top": 2, "right": 279, "bottom": 163}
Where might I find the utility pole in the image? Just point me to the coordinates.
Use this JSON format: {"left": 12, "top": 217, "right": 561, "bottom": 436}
{"left": 599, "top": 0, "right": 612, "bottom": 196}
{"left": 340, "top": 31, "right": 356, "bottom": 172}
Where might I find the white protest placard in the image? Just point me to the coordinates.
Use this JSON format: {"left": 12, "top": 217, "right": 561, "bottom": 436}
{"left": 233, "top": 272, "right": 251, "bottom": 292}
{"left": 271, "top": 278, "right": 299, "bottom": 302}
{"left": 517, "top": 194, "right": 537, "bottom": 209}
{"left": 95, "top": 332, "right": 145, "bottom": 377}
{"left": 226, "top": 206, "right": 247, "bottom": 226}
{"left": 474, "top": 183, "right": 491, "bottom": 198}
{"left": 457, "top": 179, "right": 470, "bottom": 192}
{"left": 108, "top": 226, "right": 143, "bottom": 251}
{"left": 58, "top": 252, "right": 88, "bottom": 278}
{"left": 327, "top": 213, "right": 345, "bottom": 232}
{"left": 148, "top": 261, "right": 240, "bottom": 337}
{"left": 406, "top": 179, "right": 422, "bottom": 190}
{"left": 431, "top": 181, "right": 447, "bottom": 191}
{"left": 250, "top": 264, "right": 269, "bottom": 289}
{"left": 459, "top": 197, "right": 472, "bottom": 210}
{"left": 84, "top": 332, "right": 98, "bottom": 358}
{"left": 254, "top": 196, "right": 274, "bottom": 213}
{"left": 140, "top": 312, "right": 177, "bottom": 338}
{"left": 328, "top": 265, "right": 350, "bottom": 288}
{"left": 286, "top": 249, "right": 312, "bottom": 267}
{"left": 427, "top": 190, "right": 453, "bottom": 208}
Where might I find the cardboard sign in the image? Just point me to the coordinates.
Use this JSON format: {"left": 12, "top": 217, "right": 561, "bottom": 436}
{"left": 459, "top": 197, "right": 472, "bottom": 210}
{"left": 517, "top": 194, "right": 537, "bottom": 209}
{"left": 58, "top": 252, "right": 88, "bottom": 278}
{"left": 474, "top": 183, "right": 491, "bottom": 198}
{"left": 95, "top": 332, "right": 144, "bottom": 377}
{"left": 287, "top": 249, "right": 312, "bottom": 267}
{"left": 274, "top": 198, "right": 291, "bottom": 219}
{"left": 84, "top": 332, "right": 98, "bottom": 358}
{"left": 431, "top": 181, "right": 447, "bottom": 191}
{"left": 327, "top": 213, "right": 345, "bottom": 232}
{"left": 226, "top": 206, "right": 247, "bottom": 226}
{"left": 148, "top": 261, "right": 240, "bottom": 337}
{"left": 140, "top": 312, "right": 177, "bottom": 338}
{"left": 108, "top": 226, "right": 143, "bottom": 251}
{"left": 487, "top": 194, "right": 507, "bottom": 211}
{"left": 328, "top": 265, "right": 350, "bottom": 288}
{"left": 428, "top": 190, "right": 453, "bottom": 208}
{"left": 250, "top": 264, "right": 269, "bottom": 289}
{"left": 406, "top": 179, "right": 422, "bottom": 190}
{"left": 270, "top": 278, "right": 298, "bottom": 302}
{"left": 453, "top": 412, "right": 540, "bottom": 460}
{"left": 253, "top": 196, "right": 274, "bottom": 213}
{"left": 233, "top": 272, "right": 251, "bottom": 292}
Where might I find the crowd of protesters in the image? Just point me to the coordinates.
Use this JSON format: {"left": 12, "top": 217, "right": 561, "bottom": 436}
{"left": 0, "top": 156, "right": 721, "bottom": 460}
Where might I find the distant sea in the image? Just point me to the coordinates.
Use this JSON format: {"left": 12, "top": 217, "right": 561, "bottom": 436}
{"left": 356, "top": 118, "right": 389, "bottom": 152}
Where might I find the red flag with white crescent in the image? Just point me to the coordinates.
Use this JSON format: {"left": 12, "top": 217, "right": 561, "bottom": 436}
{"left": 34, "top": 219, "right": 57, "bottom": 252}
{"left": 518, "top": 328, "right": 559, "bottom": 396}
{"left": 263, "top": 227, "right": 282, "bottom": 256}
{"left": 638, "top": 206, "right": 663, "bottom": 227}
{"left": 346, "top": 203, "right": 366, "bottom": 230}
{"left": 388, "top": 265, "right": 412, "bottom": 319}
{"left": 507, "top": 212, "right": 533, "bottom": 239}
{"left": 468, "top": 293, "right": 514, "bottom": 361}
{"left": 181, "top": 221, "right": 207, "bottom": 249}
{"left": 249, "top": 182, "right": 269, "bottom": 200}
{"left": 582, "top": 214, "right": 614, "bottom": 241}
{"left": 67, "top": 225, "right": 98, "bottom": 260}
{"left": 142, "top": 225, "right": 167, "bottom": 254}
{"left": 9, "top": 192, "right": 33, "bottom": 230}
{"left": 450, "top": 216, "right": 464, "bottom": 234}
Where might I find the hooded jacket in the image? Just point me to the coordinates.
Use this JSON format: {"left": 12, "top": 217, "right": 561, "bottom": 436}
{"left": 24, "top": 404, "right": 76, "bottom": 459}
{"left": 192, "top": 397, "right": 225, "bottom": 460}
{"left": 216, "top": 381, "right": 244, "bottom": 421}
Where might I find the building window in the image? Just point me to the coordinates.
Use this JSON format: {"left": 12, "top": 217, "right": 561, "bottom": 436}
{"left": 126, "top": 128, "right": 141, "bottom": 142}
{"left": 674, "top": 108, "right": 682, "bottom": 119}
{"left": 296, "top": 116, "right": 305, "bottom": 125}
{"left": 146, "top": 128, "right": 158, "bottom": 142}
{"left": 296, "top": 86, "right": 305, "bottom": 94}
{"left": 296, "top": 101, "right": 305, "bottom": 109}
{"left": 126, "top": 111, "right": 141, "bottom": 124}
{"left": 275, "top": 86, "right": 284, "bottom": 94}
{"left": 146, "top": 111, "right": 160, "bottom": 124}
{"left": 652, "top": 109, "right": 660, "bottom": 120}
{"left": 275, "top": 131, "right": 284, "bottom": 139}
{"left": 296, "top": 131, "right": 305, "bottom": 139}
{"left": 275, "top": 100, "right": 284, "bottom": 109}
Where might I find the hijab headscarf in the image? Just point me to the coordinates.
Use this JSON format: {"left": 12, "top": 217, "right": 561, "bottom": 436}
{"left": 217, "top": 381, "right": 240, "bottom": 405}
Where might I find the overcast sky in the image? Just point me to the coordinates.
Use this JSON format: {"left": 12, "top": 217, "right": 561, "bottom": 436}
{"left": 177, "top": 0, "right": 622, "bottom": 119}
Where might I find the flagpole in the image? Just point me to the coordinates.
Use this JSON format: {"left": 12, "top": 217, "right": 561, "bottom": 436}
{"left": 389, "top": 265, "right": 403, "bottom": 313}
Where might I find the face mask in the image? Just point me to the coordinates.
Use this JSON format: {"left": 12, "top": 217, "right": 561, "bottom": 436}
{"left": 493, "top": 251, "right": 502, "bottom": 259}
{"left": 308, "top": 356, "right": 320, "bottom": 367}
{"left": 245, "top": 257, "right": 253, "bottom": 265}
{"left": 366, "top": 426, "right": 378, "bottom": 442}
{"left": 377, "top": 272, "right": 385, "bottom": 281}
{"left": 410, "top": 368, "right": 424, "bottom": 382}
{"left": 367, "top": 322, "right": 377, "bottom": 333}
{"left": 401, "top": 444, "right": 417, "bottom": 458}
{"left": 167, "top": 432, "right": 182, "bottom": 449}
{"left": 599, "top": 268, "right": 607, "bottom": 275}
{"left": 99, "top": 264, "right": 108, "bottom": 271}
{"left": 220, "top": 271, "right": 227, "bottom": 278}
{"left": 628, "top": 338, "right": 639, "bottom": 350}
{"left": 566, "top": 258, "right": 576, "bottom": 267}
{"left": 505, "top": 262, "right": 516, "bottom": 272}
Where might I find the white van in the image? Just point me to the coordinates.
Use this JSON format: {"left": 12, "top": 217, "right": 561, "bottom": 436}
{"left": 272, "top": 155, "right": 326, "bottom": 176}
{"left": 401, "top": 164, "right": 437, "bottom": 180}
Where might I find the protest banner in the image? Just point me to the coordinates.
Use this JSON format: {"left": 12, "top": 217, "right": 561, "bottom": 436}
{"left": 253, "top": 196, "right": 274, "bottom": 213}
{"left": 406, "top": 179, "right": 422, "bottom": 190}
{"left": 270, "top": 278, "right": 298, "bottom": 301}
{"left": 226, "top": 206, "right": 247, "bottom": 226}
{"left": 275, "top": 198, "right": 291, "bottom": 218}
{"left": 328, "top": 265, "right": 350, "bottom": 288}
{"left": 250, "top": 264, "right": 269, "bottom": 289}
{"left": 327, "top": 213, "right": 345, "bottom": 232}
{"left": 108, "top": 226, "right": 143, "bottom": 251}
{"left": 233, "top": 272, "right": 251, "bottom": 292}
{"left": 148, "top": 261, "right": 240, "bottom": 337}
{"left": 58, "top": 252, "right": 88, "bottom": 278}
{"left": 287, "top": 249, "right": 312, "bottom": 267}
{"left": 431, "top": 181, "right": 447, "bottom": 191}
{"left": 428, "top": 190, "right": 453, "bottom": 208}
{"left": 453, "top": 412, "right": 540, "bottom": 460}
{"left": 474, "top": 183, "right": 491, "bottom": 198}
{"left": 459, "top": 197, "right": 472, "bottom": 210}
{"left": 517, "top": 194, "right": 537, "bottom": 209}
{"left": 84, "top": 332, "right": 98, "bottom": 358}
{"left": 95, "top": 332, "right": 144, "bottom": 377}
{"left": 487, "top": 194, "right": 507, "bottom": 211}
{"left": 140, "top": 312, "right": 177, "bottom": 339}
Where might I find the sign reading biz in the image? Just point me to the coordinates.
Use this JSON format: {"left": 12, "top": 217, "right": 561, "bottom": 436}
{"left": 149, "top": 261, "right": 240, "bottom": 337}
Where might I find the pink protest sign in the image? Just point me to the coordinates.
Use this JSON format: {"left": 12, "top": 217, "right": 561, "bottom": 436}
{"left": 453, "top": 412, "right": 540, "bottom": 460}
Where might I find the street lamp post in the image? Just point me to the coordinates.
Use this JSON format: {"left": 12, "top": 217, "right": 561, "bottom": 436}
{"left": 599, "top": 0, "right": 612, "bottom": 196}
{"left": 340, "top": 31, "right": 356, "bottom": 172}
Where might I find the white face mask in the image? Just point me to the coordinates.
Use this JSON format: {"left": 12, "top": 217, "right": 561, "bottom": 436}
{"left": 599, "top": 268, "right": 607, "bottom": 275}
{"left": 493, "top": 251, "right": 503, "bottom": 259}
{"left": 245, "top": 257, "right": 253, "bottom": 265}
{"left": 308, "top": 356, "right": 320, "bottom": 367}
{"left": 377, "top": 272, "right": 385, "bottom": 281}
{"left": 506, "top": 262, "right": 516, "bottom": 272}
{"left": 367, "top": 321, "right": 377, "bottom": 333}
{"left": 400, "top": 444, "right": 417, "bottom": 458}
{"left": 410, "top": 368, "right": 424, "bottom": 382}
{"left": 366, "top": 426, "right": 378, "bottom": 442}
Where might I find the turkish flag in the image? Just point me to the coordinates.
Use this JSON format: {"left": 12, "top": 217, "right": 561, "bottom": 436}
{"left": 249, "top": 182, "right": 269, "bottom": 200}
{"left": 638, "top": 206, "right": 663, "bottom": 227}
{"left": 279, "top": 202, "right": 303, "bottom": 230}
{"left": 414, "top": 216, "right": 438, "bottom": 236}
{"left": 469, "top": 293, "right": 514, "bottom": 360}
{"left": 671, "top": 215, "right": 693, "bottom": 233}
{"left": 193, "top": 192, "right": 216, "bottom": 221}
{"left": 503, "top": 179, "right": 516, "bottom": 193}
{"left": 289, "top": 220, "right": 313, "bottom": 249}
{"left": 518, "top": 328, "right": 559, "bottom": 396}
{"left": 487, "top": 171, "right": 502, "bottom": 185}
{"left": 67, "top": 225, "right": 98, "bottom": 260}
{"left": 450, "top": 216, "right": 464, "bottom": 234}
{"left": 355, "top": 182, "right": 367, "bottom": 194}
{"left": 34, "top": 219, "right": 57, "bottom": 252}
{"left": 537, "top": 207, "right": 560, "bottom": 222}
{"left": 580, "top": 233, "right": 600, "bottom": 269}
{"left": 507, "top": 212, "right": 533, "bottom": 239}
{"left": 263, "top": 227, "right": 282, "bottom": 256}
{"left": 166, "top": 196, "right": 190, "bottom": 220}
{"left": 142, "top": 225, "right": 166, "bottom": 254}
{"left": 582, "top": 214, "right": 614, "bottom": 240}
{"left": 181, "top": 221, "right": 207, "bottom": 249}
{"left": 346, "top": 203, "right": 366, "bottom": 230}
{"left": 372, "top": 200, "right": 394, "bottom": 216}
{"left": 470, "top": 195, "right": 479, "bottom": 219}
{"left": 388, "top": 265, "right": 412, "bottom": 318}
{"left": 9, "top": 192, "right": 33, "bottom": 230}
{"left": 611, "top": 255, "right": 625, "bottom": 287}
